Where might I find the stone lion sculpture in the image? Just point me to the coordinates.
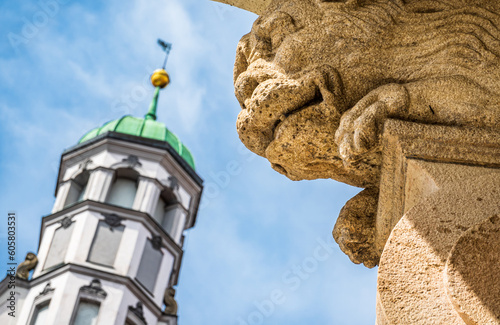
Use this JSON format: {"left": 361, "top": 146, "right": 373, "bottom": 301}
{"left": 16, "top": 252, "right": 38, "bottom": 279}
{"left": 163, "top": 287, "right": 178, "bottom": 315}
{"left": 233, "top": 0, "right": 500, "bottom": 267}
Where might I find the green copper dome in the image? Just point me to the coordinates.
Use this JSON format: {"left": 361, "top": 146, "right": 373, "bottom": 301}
{"left": 78, "top": 87, "right": 195, "bottom": 170}
{"left": 78, "top": 115, "right": 195, "bottom": 170}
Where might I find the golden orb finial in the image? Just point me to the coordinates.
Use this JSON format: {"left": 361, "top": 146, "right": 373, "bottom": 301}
{"left": 151, "top": 69, "right": 170, "bottom": 88}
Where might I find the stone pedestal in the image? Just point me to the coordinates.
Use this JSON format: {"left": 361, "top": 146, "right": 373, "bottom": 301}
{"left": 375, "top": 120, "right": 500, "bottom": 325}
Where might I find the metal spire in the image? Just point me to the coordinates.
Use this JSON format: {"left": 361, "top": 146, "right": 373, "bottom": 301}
{"left": 145, "top": 39, "right": 172, "bottom": 121}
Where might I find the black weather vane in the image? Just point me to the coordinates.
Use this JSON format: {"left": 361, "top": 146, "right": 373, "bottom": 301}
{"left": 158, "top": 39, "right": 172, "bottom": 69}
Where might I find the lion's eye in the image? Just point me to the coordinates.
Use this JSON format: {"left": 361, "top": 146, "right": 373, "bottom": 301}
{"left": 263, "top": 12, "right": 297, "bottom": 51}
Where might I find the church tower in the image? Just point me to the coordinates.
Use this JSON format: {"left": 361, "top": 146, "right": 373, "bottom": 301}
{"left": 0, "top": 42, "right": 203, "bottom": 325}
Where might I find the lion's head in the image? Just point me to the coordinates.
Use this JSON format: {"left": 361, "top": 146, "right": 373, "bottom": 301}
{"left": 234, "top": 0, "right": 500, "bottom": 187}
{"left": 234, "top": 0, "right": 402, "bottom": 187}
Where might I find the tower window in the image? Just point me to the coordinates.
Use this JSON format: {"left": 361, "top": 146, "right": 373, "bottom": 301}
{"left": 87, "top": 218, "right": 125, "bottom": 267}
{"left": 153, "top": 196, "right": 166, "bottom": 225}
{"left": 162, "top": 204, "right": 187, "bottom": 241}
{"left": 153, "top": 189, "right": 183, "bottom": 239}
{"left": 72, "top": 301, "right": 100, "bottom": 325}
{"left": 71, "top": 279, "right": 106, "bottom": 325}
{"left": 105, "top": 169, "right": 139, "bottom": 209}
{"left": 64, "top": 172, "right": 90, "bottom": 208}
{"left": 29, "top": 301, "right": 50, "bottom": 325}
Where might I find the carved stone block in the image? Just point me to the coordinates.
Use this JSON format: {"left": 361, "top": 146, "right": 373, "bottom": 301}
{"left": 375, "top": 120, "right": 500, "bottom": 324}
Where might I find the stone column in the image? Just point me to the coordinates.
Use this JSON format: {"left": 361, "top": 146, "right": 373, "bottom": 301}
{"left": 52, "top": 181, "right": 71, "bottom": 213}
{"left": 84, "top": 169, "right": 114, "bottom": 202}
{"left": 133, "top": 177, "right": 161, "bottom": 215}
{"left": 375, "top": 120, "right": 500, "bottom": 325}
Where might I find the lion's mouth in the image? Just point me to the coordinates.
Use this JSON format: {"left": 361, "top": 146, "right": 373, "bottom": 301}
{"left": 235, "top": 61, "right": 342, "bottom": 156}
{"left": 271, "top": 89, "right": 324, "bottom": 136}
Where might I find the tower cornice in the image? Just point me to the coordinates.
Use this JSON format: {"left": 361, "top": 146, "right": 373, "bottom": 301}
{"left": 59, "top": 131, "right": 203, "bottom": 191}
{"left": 38, "top": 200, "right": 183, "bottom": 260}
{"left": 55, "top": 133, "right": 203, "bottom": 230}
{"left": 0, "top": 263, "right": 167, "bottom": 318}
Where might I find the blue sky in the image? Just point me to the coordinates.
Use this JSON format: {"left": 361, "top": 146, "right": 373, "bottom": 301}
{"left": 0, "top": 0, "right": 376, "bottom": 324}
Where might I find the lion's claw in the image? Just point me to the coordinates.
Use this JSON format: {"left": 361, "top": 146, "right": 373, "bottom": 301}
{"left": 335, "top": 84, "right": 409, "bottom": 164}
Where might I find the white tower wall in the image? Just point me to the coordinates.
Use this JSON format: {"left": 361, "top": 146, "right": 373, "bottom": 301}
{"left": 1, "top": 133, "right": 203, "bottom": 325}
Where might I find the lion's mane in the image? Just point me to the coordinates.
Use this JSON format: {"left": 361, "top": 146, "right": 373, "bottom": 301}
{"left": 319, "top": 0, "right": 500, "bottom": 96}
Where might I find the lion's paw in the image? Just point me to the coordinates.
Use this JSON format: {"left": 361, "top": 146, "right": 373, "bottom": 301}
{"left": 333, "top": 188, "right": 380, "bottom": 268}
{"left": 335, "top": 83, "right": 409, "bottom": 165}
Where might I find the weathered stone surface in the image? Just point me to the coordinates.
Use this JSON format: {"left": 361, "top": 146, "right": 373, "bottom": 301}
{"left": 212, "top": 0, "right": 271, "bottom": 14}
{"left": 232, "top": 0, "right": 500, "bottom": 267}
{"left": 377, "top": 165, "right": 500, "bottom": 325}
{"left": 375, "top": 120, "right": 500, "bottom": 260}
{"left": 375, "top": 121, "right": 500, "bottom": 325}
{"left": 445, "top": 214, "right": 500, "bottom": 325}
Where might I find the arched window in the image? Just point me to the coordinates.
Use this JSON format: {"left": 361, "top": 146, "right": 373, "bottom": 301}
{"left": 105, "top": 169, "right": 139, "bottom": 209}
{"left": 162, "top": 204, "right": 187, "bottom": 242}
{"left": 64, "top": 171, "right": 90, "bottom": 208}
{"left": 153, "top": 196, "right": 166, "bottom": 224}
{"left": 152, "top": 189, "right": 180, "bottom": 236}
